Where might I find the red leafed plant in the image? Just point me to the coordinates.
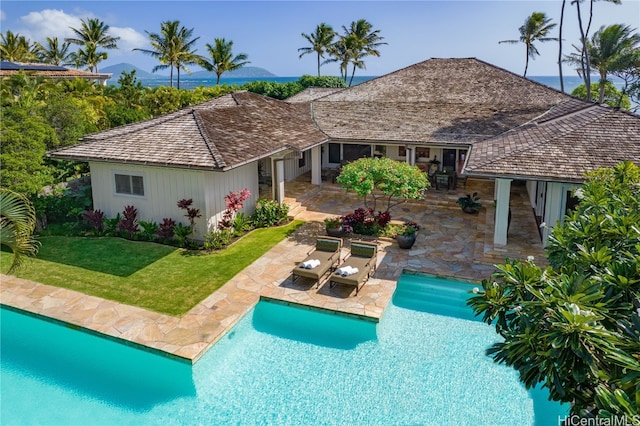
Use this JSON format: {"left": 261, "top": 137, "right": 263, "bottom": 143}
{"left": 156, "top": 218, "right": 176, "bottom": 241}
{"left": 177, "top": 198, "right": 202, "bottom": 234}
{"left": 82, "top": 209, "right": 105, "bottom": 233}
{"left": 117, "top": 205, "right": 139, "bottom": 237}
{"left": 218, "top": 188, "right": 251, "bottom": 230}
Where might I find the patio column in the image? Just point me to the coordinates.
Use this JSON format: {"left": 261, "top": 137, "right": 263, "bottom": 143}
{"left": 311, "top": 146, "right": 321, "bottom": 185}
{"left": 405, "top": 146, "right": 416, "bottom": 165}
{"left": 494, "top": 178, "right": 512, "bottom": 246}
{"left": 274, "top": 158, "right": 285, "bottom": 204}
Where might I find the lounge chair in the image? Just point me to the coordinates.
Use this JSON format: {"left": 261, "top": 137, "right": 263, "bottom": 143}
{"left": 292, "top": 236, "right": 342, "bottom": 287}
{"left": 329, "top": 241, "right": 378, "bottom": 295}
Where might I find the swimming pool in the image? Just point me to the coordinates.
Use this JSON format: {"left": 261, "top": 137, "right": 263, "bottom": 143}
{"left": 1, "top": 273, "right": 566, "bottom": 425}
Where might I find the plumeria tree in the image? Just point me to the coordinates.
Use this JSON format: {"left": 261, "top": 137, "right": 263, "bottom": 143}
{"left": 468, "top": 161, "right": 640, "bottom": 418}
{"left": 336, "top": 157, "right": 429, "bottom": 213}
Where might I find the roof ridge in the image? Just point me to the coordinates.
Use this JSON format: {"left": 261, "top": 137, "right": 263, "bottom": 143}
{"left": 192, "top": 110, "right": 226, "bottom": 169}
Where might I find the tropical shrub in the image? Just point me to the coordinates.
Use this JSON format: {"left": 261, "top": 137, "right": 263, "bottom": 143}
{"left": 251, "top": 199, "right": 289, "bottom": 228}
{"left": 177, "top": 198, "right": 202, "bottom": 236}
{"left": 336, "top": 157, "right": 430, "bottom": 213}
{"left": 117, "top": 205, "right": 139, "bottom": 238}
{"left": 231, "top": 212, "right": 253, "bottom": 237}
{"left": 173, "top": 223, "right": 194, "bottom": 248}
{"left": 203, "top": 228, "right": 233, "bottom": 250}
{"left": 340, "top": 208, "right": 391, "bottom": 236}
{"left": 218, "top": 188, "right": 251, "bottom": 230}
{"left": 82, "top": 209, "right": 105, "bottom": 234}
{"left": 155, "top": 218, "right": 176, "bottom": 242}
{"left": 139, "top": 220, "right": 159, "bottom": 241}
{"left": 467, "top": 161, "right": 640, "bottom": 418}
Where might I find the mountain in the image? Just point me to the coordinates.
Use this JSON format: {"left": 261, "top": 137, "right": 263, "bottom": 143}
{"left": 101, "top": 63, "right": 162, "bottom": 80}
{"left": 189, "top": 66, "right": 276, "bottom": 79}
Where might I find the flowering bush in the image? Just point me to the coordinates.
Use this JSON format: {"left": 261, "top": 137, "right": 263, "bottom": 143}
{"left": 324, "top": 216, "right": 342, "bottom": 228}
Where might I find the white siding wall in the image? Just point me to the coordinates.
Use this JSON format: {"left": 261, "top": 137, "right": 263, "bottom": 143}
{"left": 203, "top": 163, "right": 258, "bottom": 232}
{"left": 284, "top": 150, "right": 311, "bottom": 181}
{"left": 525, "top": 180, "right": 537, "bottom": 207}
{"left": 89, "top": 161, "right": 205, "bottom": 234}
{"left": 90, "top": 161, "right": 259, "bottom": 239}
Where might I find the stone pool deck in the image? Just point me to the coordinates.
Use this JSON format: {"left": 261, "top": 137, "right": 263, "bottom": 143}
{"left": 0, "top": 178, "right": 545, "bottom": 364}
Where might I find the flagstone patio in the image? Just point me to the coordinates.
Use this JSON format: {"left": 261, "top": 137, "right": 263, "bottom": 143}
{"left": 0, "top": 177, "right": 545, "bottom": 363}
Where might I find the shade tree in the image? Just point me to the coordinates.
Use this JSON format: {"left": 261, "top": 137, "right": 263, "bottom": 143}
{"left": 336, "top": 157, "right": 430, "bottom": 213}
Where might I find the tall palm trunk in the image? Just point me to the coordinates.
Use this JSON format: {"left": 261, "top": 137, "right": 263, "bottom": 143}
{"left": 524, "top": 48, "right": 530, "bottom": 77}
{"left": 177, "top": 66, "right": 181, "bottom": 90}
{"left": 558, "top": 0, "right": 566, "bottom": 93}
{"left": 316, "top": 53, "right": 321, "bottom": 76}
{"left": 349, "top": 64, "right": 357, "bottom": 86}
{"left": 169, "top": 66, "right": 174, "bottom": 88}
{"left": 575, "top": 1, "right": 592, "bottom": 101}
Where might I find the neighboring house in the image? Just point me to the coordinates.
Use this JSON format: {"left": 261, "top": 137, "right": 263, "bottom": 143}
{"left": 50, "top": 57, "right": 640, "bottom": 245}
{"left": 0, "top": 61, "right": 112, "bottom": 85}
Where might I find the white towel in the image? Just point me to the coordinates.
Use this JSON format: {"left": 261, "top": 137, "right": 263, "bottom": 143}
{"left": 338, "top": 266, "right": 359, "bottom": 276}
{"left": 302, "top": 259, "right": 320, "bottom": 269}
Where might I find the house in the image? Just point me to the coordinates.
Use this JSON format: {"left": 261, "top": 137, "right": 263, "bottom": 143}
{"left": 50, "top": 92, "right": 327, "bottom": 238}
{"left": 49, "top": 58, "right": 640, "bottom": 244}
{"left": 0, "top": 61, "right": 112, "bottom": 85}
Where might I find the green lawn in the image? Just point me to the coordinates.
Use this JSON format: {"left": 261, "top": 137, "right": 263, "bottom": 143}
{"left": 1, "top": 221, "right": 302, "bottom": 316}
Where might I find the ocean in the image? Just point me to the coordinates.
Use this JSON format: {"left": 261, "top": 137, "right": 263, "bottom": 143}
{"left": 126, "top": 74, "right": 624, "bottom": 95}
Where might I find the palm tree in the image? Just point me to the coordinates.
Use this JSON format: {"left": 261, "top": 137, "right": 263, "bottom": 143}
{"left": 200, "top": 38, "right": 250, "bottom": 85}
{"left": 34, "top": 37, "right": 72, "bottom": 66}
{"left": 298, "top": 23, "right": 336, "bottom": 76}
{"left": 327, "top": 19, "right": 386, "bottom": 86}
{"left": 0, "top": 30, "right": 37, "bottom": 62}
{"left": 0, "top": 188, "right": 40, "bottom": 274}
{"left": 499, "top": 12, "right": 558, "bottom": 77}
{"left": 172, "top": 26, "right": 202, "bottom": 90}
{"left": 65, "top": 18, "right": 120, "bottom": 72}
{"left": 68, "top": 43, "right": 108, "bottom": 73}
{"left": 566, "top": 24, "right": 640, "bottom": 103}
{"left": 134, "top": 21, "right": 200, "bottom": 89}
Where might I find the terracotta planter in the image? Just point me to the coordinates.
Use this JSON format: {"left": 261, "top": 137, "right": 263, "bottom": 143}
{"left": 397, "top": 233, "right": 417, "bottom": 249}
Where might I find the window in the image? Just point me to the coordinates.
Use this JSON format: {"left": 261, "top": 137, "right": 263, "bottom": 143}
{"left": 115, "top": 174, "right": 144, "bottom": 196}
{"left": 298, "top": 151, "right": 306, "bottom": 168}
{"left": 398, "top": 146, "right": 406, "bottom": 157}
{"left": 328, "top": 143, "right": 341, "bottom": 163}
{"left": 343, "top": 144, "right": 371, "bottom": 162}
{"left": 416, "top": 147, "right": 430, "bottom": 158}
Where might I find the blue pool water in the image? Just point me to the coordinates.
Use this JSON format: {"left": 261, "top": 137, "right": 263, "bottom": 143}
{"left": 1, "top": 274, "right": 567, "bottom": 425}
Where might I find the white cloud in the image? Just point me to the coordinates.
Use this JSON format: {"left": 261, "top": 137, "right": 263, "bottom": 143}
{"left": 110, "top": 26, "right": 148, "bottom": 57}
{"left": 19, "top": 9, "right": 82, "bottom": 42}
{"left": 1, "top": 10, "right": 6, "bottom": 21}
{"left": 15, "top": 8, "right": 146, "bottom": 58}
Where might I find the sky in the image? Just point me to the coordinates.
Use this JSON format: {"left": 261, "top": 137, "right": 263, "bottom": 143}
{"left": 1, "top": 0, "right": 639, "bottom": 77}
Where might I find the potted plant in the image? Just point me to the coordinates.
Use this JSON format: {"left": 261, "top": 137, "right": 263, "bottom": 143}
{"left": 324, "top": 216, "right": 344, "bottom": 237}
{"left": 456, "top": 192, "right": 481, "bottom": 214}
{"left": 396, "top": 221, "right": 419, "bottom": 249}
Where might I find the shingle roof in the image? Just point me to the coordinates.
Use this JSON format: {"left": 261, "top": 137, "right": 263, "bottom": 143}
{"left": 286, "top": 87, "right": 344, "bottom": 103}
{"left": 0, "top": 61, "right": 111, "bottom": 81}
{"left": 311, "top": 58, "right": 574, "bottom": 144}
{"left": 465, "top": 105, "right": 640, "bottom": 182}
{"left": 51, "top": 57, "right": 639, "bottom": 180}
{"left": 50, "top": 91, "right": 328, "bottom": 170}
